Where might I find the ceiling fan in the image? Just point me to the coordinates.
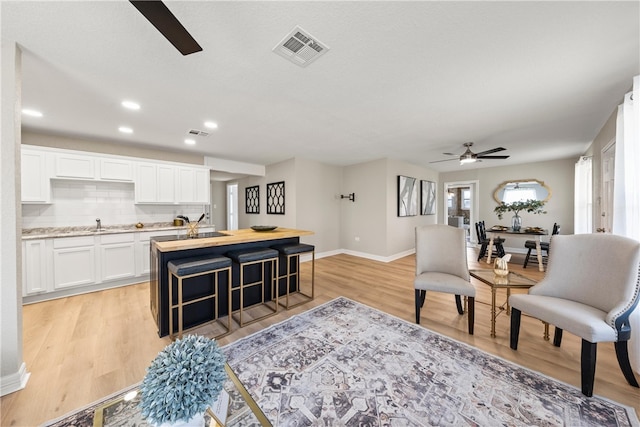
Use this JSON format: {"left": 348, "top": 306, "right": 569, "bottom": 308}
{"left": 130, "top": 1, "right": 202, "bottom": 56}
{"left": 430, "top": 142, "right": 510, "bottom": 165}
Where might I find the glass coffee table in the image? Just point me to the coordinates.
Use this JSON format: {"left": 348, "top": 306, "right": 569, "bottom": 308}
{"left": 93, "top": 363, "right": 271, "bottom": 427}
{"left": 469, "top": 269, "right": 548, "bottom": 339}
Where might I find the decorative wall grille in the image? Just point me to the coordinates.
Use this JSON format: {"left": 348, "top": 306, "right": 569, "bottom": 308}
{"left": 245, "top": 185, "right": 259, "bottom": 214}
{"left": 267, "top": 181, "right": 285, "bottom": 215}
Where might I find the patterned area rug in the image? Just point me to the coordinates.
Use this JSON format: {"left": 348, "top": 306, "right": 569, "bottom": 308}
{"left": 224, "top": 297, "right": 639, "bottom": 426}
{"left": 45, "top": 297, "right": 639, "bottom": 426}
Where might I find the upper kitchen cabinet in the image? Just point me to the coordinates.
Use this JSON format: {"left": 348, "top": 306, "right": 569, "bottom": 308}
{"left": 54, "top": 152, "right": 96, "bottom": 179}
{"left": 134, "top": 162, "right": 176, "bottom": 203}
{"left": 98, "top": 158, "right": 134, "bottom": 181}
{"left": 21, "top": 148, "right": 51, "bottom": 203}
{"left": 176, "top": 167, "right": 210, "bottom": 204}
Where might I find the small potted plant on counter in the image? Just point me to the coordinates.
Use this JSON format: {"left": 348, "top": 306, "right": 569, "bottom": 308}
{"left": 139, "top": 335, "right": 227, "bottom": 427}
{"left": 494, "top": 199, "right": 546, "bottom": 231}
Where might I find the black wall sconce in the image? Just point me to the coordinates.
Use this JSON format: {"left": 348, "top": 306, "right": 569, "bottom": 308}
{"left": 340, "top": 193, "right": 356, "bottom": 202}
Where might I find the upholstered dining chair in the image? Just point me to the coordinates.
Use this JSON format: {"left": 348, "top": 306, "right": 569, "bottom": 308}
{"left": 475, "top": 220, "right": 505, "bottom": 262}
{"left": 510, "top": 233, "right": 640, "bottom": 397}
{"left": 523, "top": 222, "right": 560, "bottom": 268}
{"left": 415, "top": 224, "right": 475, "bottom": 334}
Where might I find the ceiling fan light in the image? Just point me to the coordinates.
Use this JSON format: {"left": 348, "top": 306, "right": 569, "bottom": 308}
{"left": 460, "top": 153, "right": 476, "bottom": 164}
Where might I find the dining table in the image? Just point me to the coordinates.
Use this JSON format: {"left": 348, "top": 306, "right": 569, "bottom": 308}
{"left": 485, "top": 227, "right": 548, "bottom": 272}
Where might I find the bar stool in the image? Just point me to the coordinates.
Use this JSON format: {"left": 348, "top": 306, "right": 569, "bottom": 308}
{"left": 270, "top": 243, "right": 315, "bottom": 309}
{"left": 226, "top": 248, "right": 279, "bottom": 327}
{"left": 167, "top": 255, "right": 232, "bottom": 340}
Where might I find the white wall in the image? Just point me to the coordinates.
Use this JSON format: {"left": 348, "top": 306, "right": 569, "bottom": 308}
{"left": 440, "top": 158, "right": 576, "bottom": 251}
{"left": 386, "top": 158, "right": 439, "bottom": 256}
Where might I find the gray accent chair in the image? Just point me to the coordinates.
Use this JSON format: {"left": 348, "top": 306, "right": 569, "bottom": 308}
{"left": 414, "top": 224, "right": 475, "bottom": 334}
{"left": 509, "top": 233, "right": 640, "bottom": 397}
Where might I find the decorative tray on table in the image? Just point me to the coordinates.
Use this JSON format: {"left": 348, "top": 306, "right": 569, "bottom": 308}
{"left": 491, "top": 225, "right": 508, "bottom": 231}
{"left": 250, "top": 225, "right": 278, "bottom": 232}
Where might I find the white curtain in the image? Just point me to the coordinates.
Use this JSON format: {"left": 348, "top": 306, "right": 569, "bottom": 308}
{"left": 574, "top": 156, "right": 592, "bottom": 234}
{"left": 613, "top": 75, "right": 640, "bottom": 373}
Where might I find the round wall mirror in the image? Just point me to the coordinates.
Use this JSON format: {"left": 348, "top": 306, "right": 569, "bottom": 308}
{"left": 493, "top": 179, "right": 551, "bottom": 204}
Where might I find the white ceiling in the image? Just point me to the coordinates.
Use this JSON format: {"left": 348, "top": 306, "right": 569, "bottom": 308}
{"left": 3, "top": 1, "right": 639, "bottom": 173}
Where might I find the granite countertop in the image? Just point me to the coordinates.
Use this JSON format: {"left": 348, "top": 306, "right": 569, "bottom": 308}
{"left": 21, "top": 222, "right": 205, "bottom": 240}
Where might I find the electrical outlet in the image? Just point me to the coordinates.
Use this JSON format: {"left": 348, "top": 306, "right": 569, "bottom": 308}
{"left": 355, "top": 236, "right": 360, "bottom": 242}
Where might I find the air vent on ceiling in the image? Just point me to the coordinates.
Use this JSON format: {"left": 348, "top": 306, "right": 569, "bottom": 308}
{"left": 188, "top": 129, "right": 209, "bottom": 137}
{"left": 272, "top": 26, "right": 329, "bottom": 67}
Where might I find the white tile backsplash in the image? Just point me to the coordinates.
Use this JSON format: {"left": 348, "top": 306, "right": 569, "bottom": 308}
{"left": 22, "top": 180, "right": 209, "bottom": 228}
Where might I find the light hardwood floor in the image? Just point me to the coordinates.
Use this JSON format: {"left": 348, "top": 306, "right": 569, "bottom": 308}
{"left": 2, "top": 249, "right": 639, "bottom": 426}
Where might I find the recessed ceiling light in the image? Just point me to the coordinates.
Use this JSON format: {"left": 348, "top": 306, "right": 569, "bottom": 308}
{"left": 118, "top": 126, "right": 133, "bottom": 134}
{"left": 121, "top": 100, "right": 140, "bottom": 110}
{"left": 204, "top": 121, "right": 218, "bottom": 129}
{"left": 22, "top": 108, "right": 43, "bottom": 117}
{"left": 184, "top": 139, "right": 196, "bottom": 145}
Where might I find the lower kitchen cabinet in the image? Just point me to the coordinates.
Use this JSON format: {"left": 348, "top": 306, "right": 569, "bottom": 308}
{"left": 53, "top": 237, "right": 96, "bottom": 289}
{"left": 22, "top": 239, "right": 52, "bottom": 295}
{"left": 100, "top": 234, "right": 136, "bottom": 281}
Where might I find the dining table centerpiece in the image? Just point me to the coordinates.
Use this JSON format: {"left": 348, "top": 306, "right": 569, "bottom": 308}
{"left": 139, "top": 335, "right": 227, "bottom": 427}
{"left": 493, "top": 199, "right": 546, "bottom": 231}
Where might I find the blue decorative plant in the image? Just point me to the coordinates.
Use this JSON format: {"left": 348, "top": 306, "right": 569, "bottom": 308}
{"left": 139, "top": 335, "right": 227, "bottom": 425}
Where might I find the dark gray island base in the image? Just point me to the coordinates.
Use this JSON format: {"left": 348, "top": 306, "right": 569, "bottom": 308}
{"left": 150, "top": 228, "right": 314, "bottom": 337}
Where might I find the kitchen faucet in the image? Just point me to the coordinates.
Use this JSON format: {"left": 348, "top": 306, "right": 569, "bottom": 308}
{"left": 96, "top": 218, "right": 102, "bottom": 231}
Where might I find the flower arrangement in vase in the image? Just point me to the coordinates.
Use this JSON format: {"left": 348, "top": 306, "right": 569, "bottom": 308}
{"left": 139, "top": 335, "right": 227, "bottom": 426}
{"left": 493, "top": 199, "right": 546, "bottom": 231}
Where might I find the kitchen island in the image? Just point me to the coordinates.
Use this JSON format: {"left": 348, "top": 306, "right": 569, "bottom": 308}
{"left": 150, "top": 228, "right": 314, "bottom": 337}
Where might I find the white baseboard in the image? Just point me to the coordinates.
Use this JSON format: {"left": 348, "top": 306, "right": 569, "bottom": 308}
{"left": 0, "top": 362, "right": 30, "bottom": 397}
{"left": 301, "top": 248, "right": 415, "bottom": 264}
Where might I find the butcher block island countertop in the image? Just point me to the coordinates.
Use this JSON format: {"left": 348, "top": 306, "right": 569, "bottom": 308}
{"left": 152, "top": 227, "right": 314, "bottom": 252}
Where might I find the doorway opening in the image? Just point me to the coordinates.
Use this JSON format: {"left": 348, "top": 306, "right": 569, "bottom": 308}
{"left": 226, "top": 183, "right": 238, "bottom": 230}
{"left": 443, "top": 180, "right": 479, "bottom": 244}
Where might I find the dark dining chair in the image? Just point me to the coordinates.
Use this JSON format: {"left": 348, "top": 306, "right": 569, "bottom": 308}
{"left": 523, "top": 223, "right": 560, "bottom": 268}
{"left": 475, "top": 221, "right": 505, "bottom": 262}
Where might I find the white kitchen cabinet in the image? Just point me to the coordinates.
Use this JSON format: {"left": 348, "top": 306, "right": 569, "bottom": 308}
{"left": 54, "top": 152, "right": 95, "bottom": 179}
{"left": 135, "top": 162, "right": 176, "bottom": 203}
{"left": 100, "top": 233, "right": 136, "bottom": 281}
{"left": 99, "top": 158, "right": 133, "bottom": 181}
{"left": 22, "top": 239, "right": 52, "bottom": 295}
{"left": 157, "top": 165, "right": 176, "bottom": 203}
{"left": 21, "top": 149, "right": 51, "bottom": 203}
{"left": 177, "top": 167, "right": 210, "bottom": 204}
{"left": 53, "top": 236, "right": 96, "bottom": 289}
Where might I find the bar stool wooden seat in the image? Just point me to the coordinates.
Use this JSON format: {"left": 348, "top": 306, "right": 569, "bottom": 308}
{"left": 226, "top": 248, "right": 279, "bottom": 327}
{"left": 167, "top": 255, "right": 232, "bottom": 340}
{"left": 271, "top": 243, "right": 315, "bottom": 309}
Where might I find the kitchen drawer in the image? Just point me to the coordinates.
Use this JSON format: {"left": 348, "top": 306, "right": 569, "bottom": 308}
{"left": 99, "top": 233, "right": 134, "bottom": 245}
{"left": 53, "top": 236, "right": 95, "bottom": 249}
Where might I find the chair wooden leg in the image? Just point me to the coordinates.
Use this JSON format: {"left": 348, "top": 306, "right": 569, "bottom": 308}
{"left": 614, "top": 341, "right": 640, "bottom": 388}
{"left": 581, "top": 339, "right": 597, "bottom": 397}
{"left": 467, "top": 297, "right": 474, "bottom": 335}
{"left": 477, "top": 243, "right": 488, "bottom": 261}
{"left": 455, "top": 295, "right": 463, "bottom": 314}
{"left": 510, "top": 308, "right": 521, "bottom": 350}
{"left": 553, "top": 327, "right": 563, "bottom": 347}
{"left": 523, "top": 248, "right": 532, "bottom": 268}
{"left": 415, "top": 290, "right": 424, "bottom": 324}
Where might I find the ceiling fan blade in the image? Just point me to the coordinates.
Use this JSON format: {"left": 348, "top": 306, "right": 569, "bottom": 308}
{"left": 475, "top": 147, "right": 506, "bottom": 156}
{"left": 130, "top": 1, "right": 202, "bottom": 56}
{"left": 429, "top": 158, "right": 458, "bottom": 163}
{"left": 477, "top": 155, "right": 510, "bottom": 159}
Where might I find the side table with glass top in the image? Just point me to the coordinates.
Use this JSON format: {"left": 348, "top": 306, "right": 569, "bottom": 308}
{"left": 469, "top": 269, "right": 549, "bottom": 339}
